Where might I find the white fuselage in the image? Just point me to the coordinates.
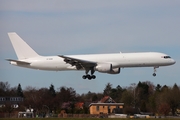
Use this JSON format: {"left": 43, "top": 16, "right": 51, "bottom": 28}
{"left": 10, "top": 52, "right": 176, "bottom": 71}
{"left": 7, "top": 32, "right": 176, "bottom": 79}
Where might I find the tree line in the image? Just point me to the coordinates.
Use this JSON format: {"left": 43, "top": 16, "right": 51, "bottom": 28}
{"left": 0, "top": 81, "right": 180, "bottom": 116}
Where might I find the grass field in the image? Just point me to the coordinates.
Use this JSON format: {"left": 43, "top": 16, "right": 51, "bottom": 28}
{"left": 1, "top": 118, "right": 180, "bottom": 120}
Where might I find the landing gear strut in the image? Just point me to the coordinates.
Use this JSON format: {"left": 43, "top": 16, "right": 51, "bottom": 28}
{"left": 82, "top": 68, "right": 96, "bottom": 80}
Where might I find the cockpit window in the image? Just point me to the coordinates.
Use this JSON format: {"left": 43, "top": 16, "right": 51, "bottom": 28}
{"left": 163, "top": 56, "right": 171, "bottom": 59}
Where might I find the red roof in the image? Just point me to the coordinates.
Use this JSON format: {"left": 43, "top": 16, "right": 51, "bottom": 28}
{"left": 75, "top": 102, "right": 84, "bottom": 109}
{"left": 99, "top": 96, "right": 116, "bottom": 103}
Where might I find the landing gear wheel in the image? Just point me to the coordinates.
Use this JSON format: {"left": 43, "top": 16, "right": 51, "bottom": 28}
{"left": 82, "top": 75, "right": 87, "bottom": 79}
{"left": 92, "top": 75, "right": 96, "bottom": 79}
{"left": 87, "top": 75, "right": 91, "bottom": 80}
{"left": 82, "top": 74, "right": 96, "bottom": 80}
{"left": 153, "top": 73, "right": 156, "bottom": 77}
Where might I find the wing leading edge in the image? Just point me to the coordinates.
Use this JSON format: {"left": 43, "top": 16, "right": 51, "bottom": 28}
{"left": 58, "top": 55, "right": 97, "bottom": 79}
{"left": 58, "top": 55, "right": 97, "bottom": 70}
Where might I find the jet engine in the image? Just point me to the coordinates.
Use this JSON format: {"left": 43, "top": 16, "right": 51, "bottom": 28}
{"left": 95, "top": 63, "right": 120, "bottom": 74}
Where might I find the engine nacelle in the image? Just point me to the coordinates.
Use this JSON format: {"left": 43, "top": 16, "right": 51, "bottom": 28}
{"left": 95, "top": 63, "right": 120, "bottom": 74}
{"left": 108, "top": 68, "right": 120, "bottom": 74}
{"left": 95, "top": 63, "right": 112, "bottom": 73}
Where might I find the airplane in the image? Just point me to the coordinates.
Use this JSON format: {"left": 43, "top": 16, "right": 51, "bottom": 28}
{"left": 6, "top": 32, "right": 176, "bottom": 80}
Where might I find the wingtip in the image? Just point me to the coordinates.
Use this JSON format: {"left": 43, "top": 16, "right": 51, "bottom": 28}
{"left": 5, "top": 59, "right": 11, "bottom": 61}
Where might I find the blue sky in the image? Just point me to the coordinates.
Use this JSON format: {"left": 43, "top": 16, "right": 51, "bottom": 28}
{"left": 0, "top": 0, "right": 180, "bottom": 94}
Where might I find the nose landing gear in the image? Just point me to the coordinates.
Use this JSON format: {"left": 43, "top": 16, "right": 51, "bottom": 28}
{"left": 153, "top": 67, "right": 158, "bottom": 77}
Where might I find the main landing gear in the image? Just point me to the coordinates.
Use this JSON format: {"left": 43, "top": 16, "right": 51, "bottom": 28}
{"left": 82, "top": 68, "right": 96, "bottom": 80}
{"left": 153, "top": 67, "right": 158, "bottom": 77}
{"left": 82, "top": 74, "right": 96, "bottom": 80}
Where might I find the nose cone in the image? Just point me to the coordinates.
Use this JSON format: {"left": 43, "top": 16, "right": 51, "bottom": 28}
{"left": 171, "top": 59, "right": 176, "bottom": 65}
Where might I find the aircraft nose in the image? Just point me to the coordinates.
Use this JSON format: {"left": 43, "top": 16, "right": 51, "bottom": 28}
{"left": 171, "top": 59, "right": 176, "bottom": 65}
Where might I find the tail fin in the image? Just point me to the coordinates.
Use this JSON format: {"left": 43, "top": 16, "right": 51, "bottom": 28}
{"left": 8, "top": 32, "right": 40, "bottom": 60}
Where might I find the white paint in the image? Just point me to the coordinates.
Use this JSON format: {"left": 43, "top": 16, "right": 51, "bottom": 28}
{"left": 7, "top": 33, "right": 176, "bottom": 78}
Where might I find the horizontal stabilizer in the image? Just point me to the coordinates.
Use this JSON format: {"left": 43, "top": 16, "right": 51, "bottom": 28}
{"left": 6, "top": 59, "right": 31, "bottom": 65}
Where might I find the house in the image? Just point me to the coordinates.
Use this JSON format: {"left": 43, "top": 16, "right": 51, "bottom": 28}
{"left": 89, "top": 96, "right": 124, "bottom": 114}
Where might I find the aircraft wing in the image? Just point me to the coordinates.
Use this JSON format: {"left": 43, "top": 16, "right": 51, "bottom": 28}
{"left": 58, "top": 55, "right": 97, "bottom": 70}
{"left": 6, "top": 59, "right": 31, "bottom": 65}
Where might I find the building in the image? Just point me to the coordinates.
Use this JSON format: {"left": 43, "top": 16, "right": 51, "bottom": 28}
{"left": 0, "top": 97, "right": 23, "bottom": 108}
{"left": 89, "top": 96, "right": 124, "bottom": 114}
{"left": 89, "top": 103, "right": 124, "bottom": 114}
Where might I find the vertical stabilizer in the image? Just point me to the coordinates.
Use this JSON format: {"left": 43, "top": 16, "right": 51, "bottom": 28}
{"left": 8, "top": 32, "right": 40, "bottom": 60}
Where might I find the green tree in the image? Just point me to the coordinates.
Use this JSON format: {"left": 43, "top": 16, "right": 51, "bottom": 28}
{"left": 168, "top": 84, "right": 180, "bottom": 115}
{"left": 103, "top": 83, "right": 112, "bottom": 96}
{"left": 92, "top": 94, "right": 98, "bottom": 101}
{"left": 155, "top": 84, "right": 161, "bottom": 92}
{"left": 58, "top": 86, "right": 77, "bottom": 102}
{"left": 161, "top": 85, "right": 168, "bottom": 92}
{"left": 17, "top": 83, "right": 24, "bottom": 97}
{"left": 136, "top": 82, "right": 150, "bottom": 111}
{"left": 137, "top": 82, "right": 149, "bottom": 99}
{"left": 115, "top": 85, "right": 124, "bottom": 102}
{"left": 110, "top": 88, "right": 117, "bottom": 100}
{"left": 148, "top": 94, "right": 157, "bottom": 113}
{"left": 0, "top": 82, "right": 10, "bottom": 96}
{"left": 49, "top": 84, "right": 56, "bottom": 97}
{"left": 156, "top": 84, "right": 180, "bottom": 116}
{"left": 121, "top": 90, "right": 133, "bottom": 106}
